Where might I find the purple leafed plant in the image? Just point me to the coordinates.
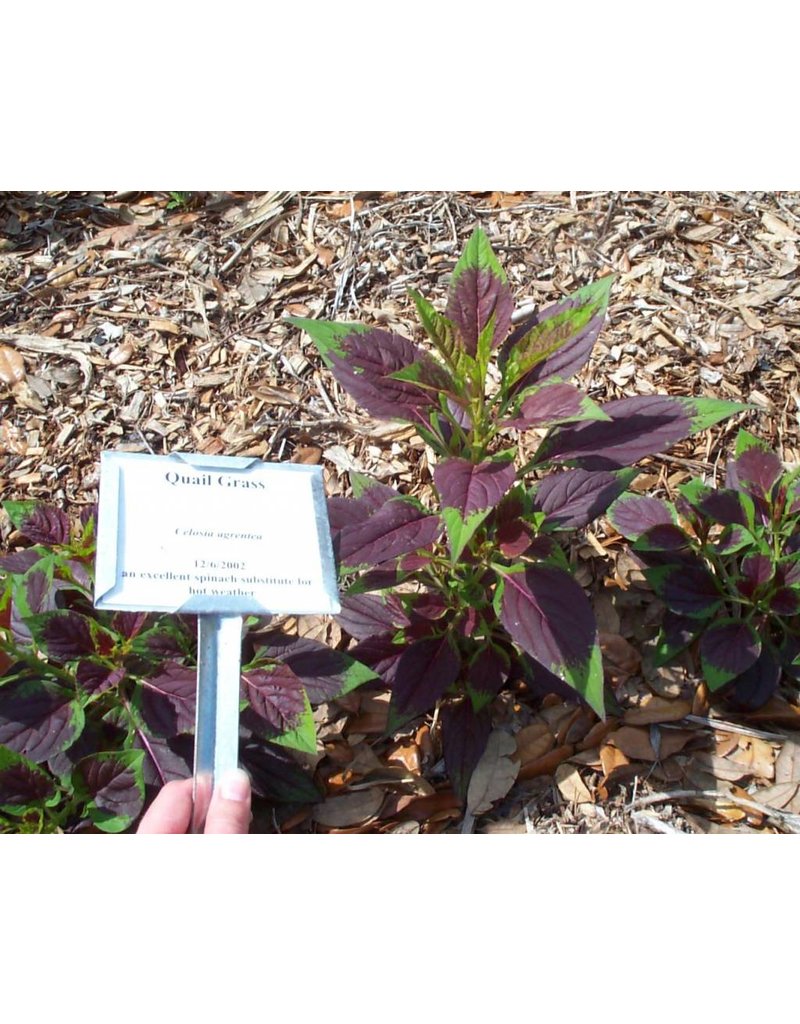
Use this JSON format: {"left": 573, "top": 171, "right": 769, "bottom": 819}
{"left": 0, "top": 501, "right": 375, "bottom": 831}
{"left": 607, "top": 429, "right": 800, "bottom": 709}
{"left": 290, "top": 227, "right": 747, "bottom": 801}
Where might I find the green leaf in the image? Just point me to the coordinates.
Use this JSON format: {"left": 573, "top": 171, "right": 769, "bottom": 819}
{"left": 78, "top": 749, "right": 145, "bottom": 833}
{"left": 286, "top": 317, "right": 370, "bottom": 367}
{"left": 3, "top": 501, "right": 39, "bottom": 531}
{"left": 735, "top": 429, "right": 770, "bottom": 458}
{"left": 270, "top": 690, "right": 317, "bottom": 754}
{"left": 408, "top": 289, "right": 461, "bottom": 368}
{"left": 442, "top": 506, "right": 491, "bottom": 562}
{"left": 450, "top": 227, "right": 507, "bottom": 286}
{"left": 689, "top": 398, "right": 751, "bottom": 433}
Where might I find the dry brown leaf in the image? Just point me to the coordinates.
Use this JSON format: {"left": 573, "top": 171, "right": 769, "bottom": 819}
{"left": 148, "top": 318, "right": 182, "bottom": 335}
{"left": 599, "top": 632, "right": 642, "bottom": 684}
{"left": 600, "top": 743, "right": 630, "bottom": 777}
{"left": 624, "top": 696, "right": 693, "bottom": 726}
{"left": 291, "top": 445, "right": 322, "bottom": 465}
{"left": 0, "top": 346, "right": 25, "bottom": 386}
{"left": 691, "top": 751, "right": 751, "bottom": 782}
{"left": 728, "top": 737, "right": 775, "bottom": 780}
{"left": 775, "top": 738, "right": 800, "bottom": 784}
{"left": 754, "top": 782, "right": 800, "bottom": 813}
{"left": 385, "top": 739, "right": 421, "bottom": 775}
{"left": 609, "top": 725, "right": 695, "bottom": 761}
{"left": 515, "top": 722, "right": 555, "bottom": 765}
{"left": 554, "top": 763, "right": 593, "bottom": 805}
{"left": 328, "top": 199, "right": 364, "bottom": 219}
{"left": 517, "top": 743, "right": 575, "bottom": 781}
{"left": 312, "top": 788, "right": 384, "bottom": 828}
{"left": 467, "top": 730, "right": 519, "bottom": 815}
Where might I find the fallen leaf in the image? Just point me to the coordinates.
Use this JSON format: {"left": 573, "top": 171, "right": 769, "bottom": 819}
{"left": 0, "top": 346, "right": 25, "bottom": 386}
{"left": 291, "top": 445, "right": 322, "bottom": 465}
{"left": 775, "top": 738, "right": 800, "bottom": 784}
{"left": 517, "top": 743, "right": 575, "bottom": 781}
{"left": 609, "top": 725, "right": 695, "bottom": 761}
{"left": 755, "top": 782, "right": 800, "bottom": 813}
{"left": 148, "top": 318, "right": 182, "bottom": 335}
{"left": 313, "top": 788, "right": 384, "bottom": 828}
{"left": 385, "top": 739, "right": 421, "bottom": 775}
{"left": 554, "top": 763, "right": 593, "bottom": 804}
{"left": 624, "top": 696, "right": 693, "bottom": 725}
{"left": 328, "top": 199, "right": 364, "bottom": 219}
{"left": 515, "top": 722, "right": 555, "bottom": 765}
{"left": 600, "top": 743, "right": 630, "bottom": 777}
{"left": 467, "top": 730, "right": 519, "bottom": 815}
{"left": 599, "top": 632, "right": 641, "bottom": 684}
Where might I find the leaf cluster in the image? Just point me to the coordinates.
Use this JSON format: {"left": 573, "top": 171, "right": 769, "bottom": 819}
{"left": 291, "top": 228, "right": 747, "bottom": 800}
{"left": 0, "top": 502, "right": 375, "bottom": 831}
{"left": 608, "top": 430, "right": 800, "bottom": 708}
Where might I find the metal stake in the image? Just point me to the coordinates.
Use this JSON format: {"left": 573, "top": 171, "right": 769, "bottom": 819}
{"left": 191, "top": 614, "right": 243, "bottom": 833}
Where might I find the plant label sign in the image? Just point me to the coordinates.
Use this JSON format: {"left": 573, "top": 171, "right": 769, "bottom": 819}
{"left": 94, "top": 451, "right": 340, "bottom": 616}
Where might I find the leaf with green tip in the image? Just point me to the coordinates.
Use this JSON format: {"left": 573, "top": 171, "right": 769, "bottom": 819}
{"left": 533, "top": 395, "right": 748, "bottom": 470}
{"left": 499, "top": 564, "right": 604, "bottom": 717}
{"left": 286, "top": 317, "right": 369, "bottom": 367}
{"left": 442, "top": 506, "right": 491, "bottom": 562}
{"left": 607, "top": 494, "right": 676, "bottom": 541}
{"left": 270, "top": 690, "right": 317, "bottom": 754}
{"left": 445, "top": 268, "right": 513, "bottom": 357}
{"left": 76, "top": 749, "right": 145, "bottom": 832}
{"left": 0, "top": 679, "right": 85, "bottom": 763}
{"left": 700, "top": 618, "right": 761, "bottom": 691}
{"left": 503, "top": 382, "right": 611, "bottom": 430}
{"left": 434, "top": 456, "right": 517, "bottom": 516}
{"left": 0, "top": 746, "right": 56, "bottom": 807}
{"left": 735, "top": 429, "right": 770, "bottom": 458}
{"left": 533, "top": 468, "right": 636, "bottom": 531}
{"left": 390, "top": 634, "right": 460, "bottom": 715}
{"left": 652, "top": 612, "right": 701, "bottom": 667}
{"left": 449, "top": 227, "right": 507, "bottom": 287}
{"left": 501, "top": 276, "right": 614, "bottom": 391}
{"left": 251, "top": 631, "right": 379, "bottom": 703}
{"left": 646, "top": 563, "right": 723, "bottom": 618}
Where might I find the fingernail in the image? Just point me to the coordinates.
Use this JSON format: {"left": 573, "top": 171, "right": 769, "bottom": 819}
{"left": 218, "top": 769, "right": 251, "bottom": 802}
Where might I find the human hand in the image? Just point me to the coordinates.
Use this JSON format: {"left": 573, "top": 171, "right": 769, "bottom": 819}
{"left": 137, "top": 769, "right": 252, "bottom": 834}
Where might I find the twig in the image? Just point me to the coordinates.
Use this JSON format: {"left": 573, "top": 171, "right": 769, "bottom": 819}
{"left": 683, "top": 715, "right": 787, "bottom": 742}
{"left": 630, "top": 811, "right": 685, "bottom": 835}
{"left": 631, "top": 789, "right": 800, "bottom": 833}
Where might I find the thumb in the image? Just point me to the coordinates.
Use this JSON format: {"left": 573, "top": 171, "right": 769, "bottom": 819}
{"left": 204, "top": 769, "right": 252, "bottom": 833}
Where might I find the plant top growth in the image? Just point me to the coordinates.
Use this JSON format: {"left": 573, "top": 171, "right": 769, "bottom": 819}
{"left": 290, "top": 228, "right": 747, "bottom": 801}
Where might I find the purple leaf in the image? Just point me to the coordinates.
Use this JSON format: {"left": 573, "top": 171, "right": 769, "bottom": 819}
{"left": 348, "top": 634, "right": 405, "bottom": 684}
{"left": 0, "top": 549, "right": 42, "bottom": 574}
{"left": 500, "top": 565, "right": 603, "bottom": 715}
{"left": 241, "top": 664, "right": 305, "bottom": 734}
{"left": 338, "top": 499, "right": 441, "bottom": 569}
{"left": 607, "top": 495, "right": 674, "bottom": 540}
{"left": 467, "top": 648, "right": 507, "bottom": 698}
{"left": 445, "top": 267, "right": 513, "bottom": 356}
{"left": 0, "top": 680, "right": 83, "bottom": 762}
{"left": 739, "top": 554, "right": 774, "bottom": 597}
{"left": 133, "top": 732, "right": 193, "bottom": 787}
{"left": 635, "top": 524, "right": 693, "bottom": 552}
{"left": 653, "top": 612, "right": 700, "bottom": 667}
{"left": 700, "top": 618, "right": 761, "bottom": 690}
{"left": 76, "top": 662, "right": 125, "bottom": 696}
{"left": 140, "top": 663, "right": 197, "bottom": 737}
{"left": 503, "top": 382, "right": 606, "bottom": 429}
{"left": 727, "top": 647, "right": 781, "bottom": 710}
{"left": 434, "top": 457, "right": 516, "bottom": 516}
{"left": 251, "top": 632, "right": 375, "bottom": 704}
{"left": 25, "top": 570, "right": 54, "bottom": 615}
{"left": 240, "top": 741, "right": 322, "bottom": 804}
{"left": 501, "top": 276, "right": 613, "bottom": 392}
{"left": 771, "top": 588, "right": 800, "bottom": 616}
{"left": 735, "top": 447, "right": 782, "bottom": 497}
{"left": 337, "top": 593, "right": 410, "bottom": 640}
{"left": 111, "top": 611, "right": 149, "bottom": 639}
{"left": 391, "top": 635, "right": 461, "bottom": 714}
{"left": 440, "top": 701, "right": 492, "bottom": 804}
{"left": 329, "top": 330, "right": 449, "bottom": 421}
{"left": 77, "top": 751, "right": 145, "bottom": 825}
{"left": 533, "top": 395, "right": 738, "bottom": 470}
{"left": 655, "top": 564, "right": 722, "bottom": 617}
{"left": 534, "top": 469, "right": 632, "bottom": 530}
{"left": 496, "top": 516, "right": 533, "bottom": 557}
{"left": 42, "top": 611, "right": 94, "bottom": 659}
{"left": 698, "top": 489, "right": 749, "bottom": 527}
{"left": 0, "top": 761, "right": 55, "bottom": 805}
{"left": 20, "top": 505, "right": 70, "bottom": 546}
